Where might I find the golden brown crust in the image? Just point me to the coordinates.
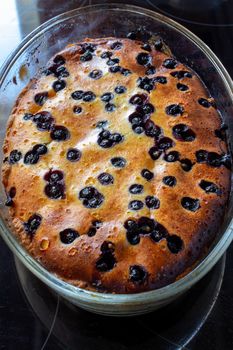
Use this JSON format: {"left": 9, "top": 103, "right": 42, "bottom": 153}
{"left": 2, "top": 37, "right": 230, "bottom": 293}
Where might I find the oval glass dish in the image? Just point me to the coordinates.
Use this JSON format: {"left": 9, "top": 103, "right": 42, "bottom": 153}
{"left": 0, "top": 3, "right": 233, "bottom": 317}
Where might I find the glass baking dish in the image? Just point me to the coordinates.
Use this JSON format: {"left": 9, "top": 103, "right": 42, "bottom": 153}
{"left": 0, "top": 3, "right": 232, "bottom": 316}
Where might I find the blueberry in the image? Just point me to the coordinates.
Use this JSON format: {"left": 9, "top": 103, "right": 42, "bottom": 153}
{"left": 60, "top": 228, "right": 79, "bottom": 244}
{"left": 24, "top": 214, "right": 42, "bottom": 237}
{"left": 80, "top": 187, "right": 104, "bottom": 209}
{"left": 129, "top": 184, "right": 144, "bottom": 194}
{"left": 50, "top": 125, "right": 70, "bottom": 141}
{"left": 124, "top": 219, "right": 138, "bottom": 231}
{"left": 89, "top": 69, "right": 103, "bottom": 79}
{"left": 163, "top": 176, "right": 177, "bottom": 187}
{"left": 34, "top": 92, "right": 48, "bottom": 106}
{"left": 129, "top": 265, "right": 148, "bottom": 284}
{"left": 53, "top": 55, "right": 66, "bottom": 65}
{"left": 79, "top": 187, "right": 96, "bottom": 199}
{"left": 141, "top": 169, "right": 154, "bottom": 181}
{"left": 98, "top": 138, "right": 113, "bottom": 148}
{"left": 150, "top": 222, "right": 167, "bottom": 242}
{"left": 136, "top": 52, "right": 152, "bottom": 66}
{"left": 215, "top": 124, "right": 227, "bottom": 141}
{"left": 126, "top": 231, "right": 140, "bottom": 245}
{"left": 129, "top": 94, "right": 148, "bottom": 106}
{"left": 109, "top": 65, "right": 121, "bottom": 73}
{"left": 110, "top": 133, "right": 123, "bottom": 143}
{"left": 154, "top": 38, "right": 163, "bottom": 51}
{"left": 80, "top": 51, "right": 93, "bottom": 62}
{"left": 181, "top": 197, "right": 200, "bottom": 212}
{"left": 140, "top": 103, "right": 155, "bottom": 115}
{"left": 33, "top": 111, "right": 54, "bottom": 131}
{"left": 92, "top": 220, "right": 103, "bottom": 228}
{"left": 111, "top": 157, "right": 126, "bottom": 168}
{"left": 101, "top": 92, "right": 114, "bottom": 102}
{"left": 133, "top": 125, "right": 144, "bottom": 134}
{"left": 66, "top": 148, "right": 81, "bottom": 162}
{"left": 158, "top": 137, "right": 174, "bottom": 150}
{"left": 207, "top": 152, "right": 222, "bottom": 167}
{"left": 45, "top": 183, "right": 65, "bottom": 199}
{"left": 145, "top": 66, "right": 156, "bottom": 75}
{"left": 163, "top": 58, "right": 177, "bottom": 69}
{"left": 144, "top": 120, "right": 161, "bottom": 138}
{"left": 170, "top": 71, "right": 192, "bottom": 79}
{"left": 198, "top": 98, "right": 211, "bottom": 108}
{"left": 107, "top": 58, "right": 120, "bottom": 66}
{"left": 180, "top": 158, "right": 193, "bottom": 172}
{"left": 96, "top": 251, "right": 116, "bottom": 272}
{"left": 44, "top": 169, "right": 64, "bottom": 183}
{"left": 81, "top": 43, "right": 96, "bottom": 52}
{"left": 141, "top": 43, "right": 151, "bottom": 52}
{"left": 167, "top": 235, "right": 184, "bottom": 254}
{"left": 71, "top": 90, "right": 84, "bottom": 100}
{"left": 33, "top": 144, "right": 48, "bottom": 155}
{"left": 172, "top": 124, "right": 196, "bottom": 141}
{"left": 177, "top": 83, "right": 189, "bottom": 91}
{"left": 52, "top": 79, "right": 66, "bottom": 92}
{"left": 99, "top": 130, "right": 110, "bottom": 139}
{"left": 149, "top": 146, "right": 162, "bottom": 160}
{"left": 83, "top": 91, "right": 96, "bottom": 102}
{"left": 23, "top": 113, "right": 33, "bottom": 120}
{"left": 145, "top": 196, "right": 160, "bottom": 209}
{"left": 153, "top": 76, "right": 167, "bottom": 84}
{"left": 9, "top": 150, "right": 22, "bottom": 164}
{"left": 128, "top": 112, "right": 144, "bottom": 125}
{"left": 24, "top": 151, "right": 39, "bottom": 165}
{"left": 96, "top": 120, "right": 108, "bottom": 129}
{"left": 127, "top": 31, "right": 137, "bottom": 40}
{"left": 105, "top": 103, "right": 116, "bottom": 112}
{"left": 196, "top": 150, "right": 208, "bottom": 163}
{"left": 110, "top": 41, "right": 123, "bottom": 50}
{"left": 138, "top": 217, "right": 155, "bottom": 234}
{"left": 165, "top": 104, "right": 184, "bottom": 116}
{"left": 87, "top": 227, "right": 97, "bottom": 237}
{"left": 98, "top": 172, "right": 114, "bottom": 185}
{"left": 101, "top": 51, "right": 113, "bottom": 59}
{"left": 164, "top": 151, "right": 180, "bottom": 162}
{"left": 199, "top": 180, "right": 221, "bottom": 195}
{"left": 115, "top": 85, "right": 127, "bottom": 94}
{"left": 121, "top": 68, "right": 132, "bottom": 76}
{"left": 55, "top": 66, "right": 69, "bottom": 78}
{"left": 137, "top": 77, "right": 154, "bottom": 92}
{"left": 128, "top": 200, "right": 144, "bottom": 211}
{"left": 73, "top": 106, "right": 82, "bottom": 114}
{"left": 5, "top": 187, "right": 16, "bottom": 206}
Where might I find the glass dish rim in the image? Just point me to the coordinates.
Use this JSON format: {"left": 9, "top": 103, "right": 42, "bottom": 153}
{"left": 0, "top": 2, "right": 233, "bottom": 304}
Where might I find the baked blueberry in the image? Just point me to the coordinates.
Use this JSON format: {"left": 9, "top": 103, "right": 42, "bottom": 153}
{"left": 52, "top": 79, "right": 66, "bottom": 92}
{"left": 44, "top": 169, "right": 64, "bottom": 183}
{"left": 129, "top": 265, "right": 148, "bottom": 284}
{"left": 98, "top": 172, "right": 114, "bottom": 185}
{"left": 71, "top": 90, "right": 84, "bottom": 100}
{"left": 66, "top": 148, "right": 82, "bottom": 162}
{"left": 121, "top": 68, "right": 132, "bottom": 76}
{"left": 164, "top": 151, "right": 180, "bottom": 162}
{"left": 115, "top": 85, "right": 126, "bottom": 94}
{"left": 198, "top": 98, "right": 211, "bottom": 108}
{"left": 101, "top": 92, "right": 114, "bottom": 102}
{"left": 170, "top": 70, "right": 192, "bottom": 79}
{"left": 45, "top": 183, "right": 65, "bottom": 199}
{"left": 79, "top": 187, "right": 104, "bottom": 208}
{"left": 136, "top": 52, "right": 152, "bottom": 66}
{"left": 163, "top": 58, "right": 177, "bottom": 69}
{"left": 50, "top": 125, "right": 70, "bottom": 141}
{"left": 165, "top": 104, "right": 184, "bottom": 116}
{"left": 80, "top": 51, "right": 93, "bottom": 62}
{"left": 129, "top": 184, "right": 144, "bottom": 194}
{"left": 199, "top": 180, "right": 221, "bottom": 195}
{"left": 150, "top": 222, "right": 167, "bottom": 242}
{"left": 158, "top": 137, "right": 174, "bottom": 150}
{"left": 24, "top": 151, "right": 39, "bottom": 165}
{"left": 33, "top": 111, "right": 54, "bottom": 131}
{"left": 60, "top": 228, "right": 79, "bottom": 244}
{"left": 24, "top": 214, "right": 42, "bottom": 237}
{"left": 34, "top": 92, "right": 48, "bottom": 106}
{"left": 73, "top": 106, "right": 82, "bottom": 114}
{"left": 180, "top": 158, "right": 193, "bottom": 172}
{"left": 128, "top": 200, "right": 144, "bottom": 211}
{"left": 163, "top": 176, "right": 177, "bottom": 187}
{"left": 111, "top": 157, "right": 126, "bottom": 168}
{"left": 126, "top": 231, "right": 140, "bottom": 245}
{"left": 181, "top": 197, "right": 200, "bottom": 212}
{"left": 53, "top": 55, "right": 66, "bottom": 65}
{"left": 141, "top": 43, "right": 151, "bottom": 52}
{"left": 23, "top": 113, "right": 33, "bottom": 120}
{"left": 9, "top": 150, "right": 22, "bottom": 164}
{"left": 141, "top": 169, "right": 154, "bottom": 181}
{"left": 145, "top": 196, "right": 160, "bottom": 209}
{"left": 172, "top": 124, "right": 196, "bottom": 142}
{"left": 105, "top": 103, "right": 116, "bottom": 112}
{"left": 83, "top": 91, "right": 96, "bottom": 102}
{"left": 167, "top": 235, "right": 184, "bottom": 254}
{"left": 137, "top": 76, "right": 154, "bottom": 92}
{"left": 196, "top": 150, "right": 208, "bottom": 163}
{"left": 144, "top": 120, "right": 161, "bottom": 138}
{"left": 207, "top": 152, "right": 222, "bottom": 167}
{"left": 101, "top": 51, "right": 113, "bottom": 59}
{"left": 107, "top": 58, "right": 120, "bottom": 66}
{"left": 145, "top": 66, "right": 156, "bottom": 75}
{"left": 154, "top": 38, "right": 163, "bottom": 51}
{"left": 96, "top": 120, "right": 108, "bottom": 129}
{"left": 87, "top": 227, "right": 97, "bottom": 237}
{"left": 110, "top": 41, "right": 123, "bottom": 50}
{"left": 124, "top": 218, "right": 138, "bottom": 231}
{"left": 177, "top": 83, "right": 189, "bottom": 91}
{"left": 89, "top": 69, "right": 103, "bottom": 79}
{"left": 153, "top": 76, "right": 167, "bottom": 84}
{"left": 149, "top": 146, "right": 162, "bottom": 160}
{"left": 109, "top": 65, "right": 121, "bottom": 73}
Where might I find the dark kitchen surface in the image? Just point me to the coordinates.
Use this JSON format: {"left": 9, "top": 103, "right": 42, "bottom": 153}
{"left": 0, "top": 1, "right": 233, "bottom": 349}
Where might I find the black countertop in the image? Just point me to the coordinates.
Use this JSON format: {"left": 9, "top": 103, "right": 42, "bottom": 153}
{"left": 0, "top": 1, "right": 232, "bottom": 349}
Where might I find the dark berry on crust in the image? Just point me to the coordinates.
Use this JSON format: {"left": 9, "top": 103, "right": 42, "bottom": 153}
{"left": 73, "top": 106, "right": 82, "bottom": 114}
{"left": 89, "top": 69, "right": 103, "bottom": 79}
{"left": 111, "top": 157, "right": 126, "bottom": 168}
{"left": 115, "top": 85, "right": 127, "bottom": 94}
{"left": 198, "top": 98, "right": 211, "bottom": 108}
{"left": 98, "top": 173, "right": 114, "bottom": 185}
{"left": 83, "top": 91, "right": 96, "bottom": 102}
{"left": 50, "top": 125, "right": 70, "bottom": 141}
{"left": 177, "top": 83, "right": 189, "bottom": 91}
{"left": 60, "top": 228, "right": 79, "bottom": 244}
{"left": 128, "top": 200, "right": 144, "bottom": 211}
{"left": 165, "top": 104, "right": 184, "bottom": 116}
{"left": 110, "top": 41, "right": 123, "bottom": 50}
{"left": 52, "top": 79, "right": 66, "bottom": 92}
{"left": 181, "top": 197, "right": 200, "bottom": 212}
{"left": 24, "top": 150, "right": 39, "bottom": 165}
{"left": 141, "top": 169, "right": 154, "bottom": 181}
{"left": 180, "top": 158, "right": 193, "bottom": 172}
{"left": 170, "top": 71, "right": 192, "bottom": 79}
{"left": 33, "top": 111, "right": 54, "bottom": 131}
{"left": 24, "top": 214, "right": 42, "bottom": 237}
{"left": 145, "top": 196, "right": 160, "bottom": 209}
{"left": 129, "top": 184, "right": 144, "bottom": 194}
{"left": 149, "top": 147, "right": 162, "bottom": 160}
{"left": 66, "top": 148, "right": 82, "bottom": 162}
{"left": 101, "top": 92, "right": 114, "bottom": 102}
{"left": 164, "top": 151, "right": 180, "bottom": 162}
{"left": 167, "top": 235, "right": 184, "bottom": 254}
{"left": 34, "top": 92, "right": 48, "bottom": 106}
{"left": 45, "top": 183, "right": 65, "bottom": 199}
{"left": 199, "top": 180, "right": 221, "bottom": 195}
{"left": 129, "top": 265, "right": 148, "bottom": 284}
{"left": 79, "top": 187, "right": 104, "bottom": 209}
{"left": 163, "top": 176, "right": 177, "bottom": 187}
{"left": 9, "top": 150, "right": 22, "bottom": 164}
{"left": 33, "top": 144, "right": 48, "bottom": 155}
{"left": 71, "top": 90, "right": 84, "bottom": 100}
{"left": 136, "top": 52, "right": 152, "bottom": 66}
{"left": 96, "top": 241, "right": 116, "bottom": 272}
{"left": 172, "top": 124, "right": 196, "bottom": 142}
{"left": 150, "top": 222, "right": 168, "bottom": 242}
{"left": 44, "top": 169, "right": 64, "bottom": 183}
{"left": 163, "top": 58, "right": 177, "bottom": 69}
